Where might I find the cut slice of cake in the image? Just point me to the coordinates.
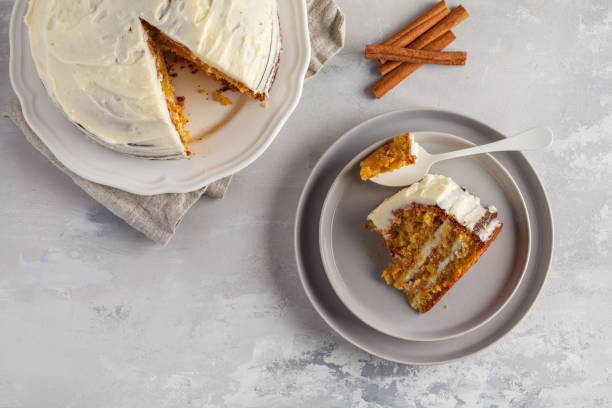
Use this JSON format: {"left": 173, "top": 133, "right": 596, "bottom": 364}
{"left": 360, "top": 133, "right": 418, "bottom": 180}
{"left": 367, "top": 174, "right": 502, "bottom": 314}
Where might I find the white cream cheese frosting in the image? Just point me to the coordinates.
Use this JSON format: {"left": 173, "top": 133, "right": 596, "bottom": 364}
{"left": 25, "top": 0, "right": 281, "bottom": 158}
{"left": 368, "top": 174, "right": 502, "bottom": 242}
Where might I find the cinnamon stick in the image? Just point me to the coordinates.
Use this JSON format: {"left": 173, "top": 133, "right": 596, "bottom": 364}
{"left": 379, "top": 1, "right": 450, "bottom": 63}
{"left": 381, "top": 1, "right": 448, "bottom": 47}
{"left": 386, "top": 8, "right": 450, "bottom": 49}
{"left": 379, "top": 5, "right": 469, "bottom": 75}
{"left": 371, "top": 31, "right": 456, "bottom": 99}
{"left": 366, "top": 45, "right": 466, "bottom": 65}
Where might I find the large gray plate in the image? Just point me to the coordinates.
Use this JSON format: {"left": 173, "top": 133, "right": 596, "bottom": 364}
{"left": 294, "top": 109, "right": 554, "bottom": 365}
{"left": 319, "top": 132, "right": 531, "bottom": 341}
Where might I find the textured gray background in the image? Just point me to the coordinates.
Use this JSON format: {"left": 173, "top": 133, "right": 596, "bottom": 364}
{"left": 1, "top": 0, "right": 611, "bottom": 407}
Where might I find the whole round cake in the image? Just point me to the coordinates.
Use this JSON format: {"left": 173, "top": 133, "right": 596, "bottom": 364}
{"left": 25, "top": 0, "right": 281, "bottom": 159}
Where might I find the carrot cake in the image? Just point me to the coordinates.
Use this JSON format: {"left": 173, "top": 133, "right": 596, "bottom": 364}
{"left": 368, "top": 174, "right": 502, "bottom": 314}
{"left": 360, "top": 133, "right": 418, "bottom": 180}
{"left": 25, "top": 0, "right": 281, "bottom": 159}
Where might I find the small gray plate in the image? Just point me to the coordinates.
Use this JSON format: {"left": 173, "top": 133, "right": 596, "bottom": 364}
{"left": 294, "top": 108, "right": 554, "bottom": 365}
{"left": 319, "top": 132, "right": 530, "bottom": 341}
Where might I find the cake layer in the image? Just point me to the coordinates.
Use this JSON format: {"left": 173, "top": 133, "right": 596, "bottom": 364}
{"left": 25, "top": 0, "right": 281, "bottom": 158}
{"left": 368, "top": 174, "right": 502, "bottom": 243}
{"left": 379, "top": 205, "right": 495, "bottom": 313}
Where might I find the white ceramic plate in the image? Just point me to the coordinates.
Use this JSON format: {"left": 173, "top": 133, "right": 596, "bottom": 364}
{"left": 9, "top": 0, "right": 311, "bottom": 195}
{"left": 319, "top": 132, "right": 530, "bottom": 341}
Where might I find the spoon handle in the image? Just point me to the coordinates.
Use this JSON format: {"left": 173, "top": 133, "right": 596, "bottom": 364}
{"left": 431, "top": 127, "right": 554, "bottom": 162}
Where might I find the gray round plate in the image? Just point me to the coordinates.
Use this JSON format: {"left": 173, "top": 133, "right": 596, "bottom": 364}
{"left": 319, "top": 132, "right": 531, "bottom": 341}
{"left": 294, "top": 109, "right": 554, "bottom": 365}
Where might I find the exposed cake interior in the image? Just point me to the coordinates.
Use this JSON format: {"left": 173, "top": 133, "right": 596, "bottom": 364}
{"left": 141, "top": 18, "right": 276, "bottom": 155}
{"left": 143, "top": 22, "right": 190, "bottom": 155}
{"left": 142, "top": 21, "right": 267, "bottom": 102}
{"left": 368, "top": 174, "right": 502, "bottom": 313}
{"left": 360, "top": 133, "right": 418, "bottom": 180}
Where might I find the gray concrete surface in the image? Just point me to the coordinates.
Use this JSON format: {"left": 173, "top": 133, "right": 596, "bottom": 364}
{"left": 1, "top": 0, "right": 611, "bottom": 406}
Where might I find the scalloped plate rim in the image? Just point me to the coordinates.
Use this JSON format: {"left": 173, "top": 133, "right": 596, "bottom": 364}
{"left": 9, "top": 0, "right": 311, "bottom": 195}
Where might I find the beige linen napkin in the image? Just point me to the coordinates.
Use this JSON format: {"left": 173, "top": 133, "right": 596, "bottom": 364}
{"left": 3, "top": 0, "right": 345, "bottom": 245}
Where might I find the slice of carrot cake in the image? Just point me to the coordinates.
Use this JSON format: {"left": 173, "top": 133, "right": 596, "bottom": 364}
{"left": 360, "top": 133, "right": 417, "bottom": 180}
{"left": 367, "top": 174, "right": 503, "bottom": 314}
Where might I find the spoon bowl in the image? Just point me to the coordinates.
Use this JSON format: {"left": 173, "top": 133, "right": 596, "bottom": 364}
{"left": 371, "top": 127, "right": 554, "bottom": 187}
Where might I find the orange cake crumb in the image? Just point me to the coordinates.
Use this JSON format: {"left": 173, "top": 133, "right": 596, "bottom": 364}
{"left": 215, "top": 91, "right": 233, "bottom": 106}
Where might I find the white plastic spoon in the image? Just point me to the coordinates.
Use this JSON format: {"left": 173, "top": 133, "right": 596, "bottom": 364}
{"left": 370, "top": 127, "right": 554, "bottom": 187}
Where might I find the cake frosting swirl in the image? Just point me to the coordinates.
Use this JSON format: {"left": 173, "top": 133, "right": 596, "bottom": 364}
{"left": 368, "top": 174, "right": 502, "bottom": 242}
